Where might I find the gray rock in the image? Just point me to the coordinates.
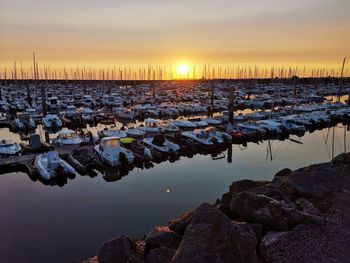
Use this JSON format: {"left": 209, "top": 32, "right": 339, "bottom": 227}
{"left": 246, "top": 185, "right": 295, "bottom": 209}
{"left": 218, "top": 179, "right": 269, "bottom": 216}
{"left": 217, "top": 191, "right": 234, "bottom": 215}
{"left": 145, "top": 226, "right": 181, "bottom": 253}
{"left": 98, "top": 235, "right": 143, "bottom": 263}
{"left": 172, "top": 203, "right": 257, "bottom": 263}
{"left": 260, "top": 196, "right": 350, "bottom": 263}
{"left": 229, "top": 179, "right": 269, "bottom": 194}
{"left": 233, "top": 221, "right": 264, "bottom": 242}
{"left": 230, "top": 191, "right": 322, "bottom": 231}
{"left": 168, "top": 211, "right": 193, "bottom": 235}
{"left": 146, "top": 247, "right": 175, "bottom": 263}
{"left": 276, "top": 163, "right": 350, "bottom": 200}
{"left": 332, "top": 152, "right": 350, "bottom": 165}
{"left": 274, "top": 168, "right": 292, "bottom": 178}
{"left": 295, "top": 198, "right": 321, "bottom": 215}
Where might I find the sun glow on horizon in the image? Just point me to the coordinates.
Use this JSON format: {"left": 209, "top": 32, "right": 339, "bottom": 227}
{"left": 177, "top": 64, "right": 189, "bottom": 77}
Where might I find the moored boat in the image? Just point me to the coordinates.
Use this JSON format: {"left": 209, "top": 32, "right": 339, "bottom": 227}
{"left": 34, "top": 150, "right": 76, "bottom": 180}
{"left": 94, "top": 137, "right": 134, "bottom": 167}
{"left": 0, "top": 140, "right": 21, "bottom": 156}
{"left": 53, "top": 130, "right": 83, "bottom": 146}
{"left": 143, "top": 134, "right": 180, "bottom": 155}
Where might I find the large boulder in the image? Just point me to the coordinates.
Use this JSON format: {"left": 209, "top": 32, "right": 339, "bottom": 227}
{"left": 172, "top": 203, "right": 257, "bottom": 263}
{"left": 245, "top": 185, "right": 295, "bottom": 209}
{"left": 146, "top": 247, "right": 175, "bottom": 263}
{"left": 259, "top": 190, "right": 350, "bottom": 262}
{"left": 229, "top": 179, "right": 270, "bottom": 194}
{"left": 295, "top": 198, "right": 321, "bottom": 215}
{"left": 145, "top": 226, "right": 181, "bottom": 253}
{"left": 98, "top": 235, "right": 143, "bottom": 263}
{"left": 218, "top": 179, "right": 269, "bottom": 215}
{"left": 332, "top": 152, "right": 350, "bottom": 165}
{"left": 274, "top": 163, "right": 350, "bottom": 200}
{"left": 229, "top": 192, "right": 323, "bottom": 231}
{"left": 168, "top": 211, "right": 193, "bottom": 235}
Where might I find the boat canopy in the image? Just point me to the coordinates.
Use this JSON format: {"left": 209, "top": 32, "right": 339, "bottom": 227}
{"left": 120, "top": 137, "right": 134, "bottom": 144}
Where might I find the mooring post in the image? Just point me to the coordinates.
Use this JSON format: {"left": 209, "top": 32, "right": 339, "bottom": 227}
{"left": 228, "top": 85, "right": 235, "bottom": 123}
{"left": 227, "top": 144, "right": 232, "bottom": 163}
{"left": 41, "top": 83, "right": 47, "bottom": 116}
{"left": 211, "top": 81, "right": 214, "bottom": 106}
{"left": 26, "top": 83, "right": 32, "bottom": 106}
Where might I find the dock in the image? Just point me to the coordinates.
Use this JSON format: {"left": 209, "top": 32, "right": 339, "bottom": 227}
{"left": 0, "top": 145, "right": 94, "bottom": 176}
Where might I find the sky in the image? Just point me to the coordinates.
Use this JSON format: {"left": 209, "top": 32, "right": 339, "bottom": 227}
{"left": 0, "top": 0, "right": 349, "bottom": 76}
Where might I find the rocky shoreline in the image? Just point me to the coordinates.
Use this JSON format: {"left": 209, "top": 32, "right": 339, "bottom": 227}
{"left": 85, "top": 153, "right": 350, "bottom": 263}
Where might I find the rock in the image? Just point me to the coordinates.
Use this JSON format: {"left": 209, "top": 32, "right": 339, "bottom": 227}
{"left": 274, "top": 168, "right": 292, "bottom": 178}
{"left": 233, "top": 221, "right": 264, "bottom": 242}
{"left": 217, "top": 192, "right": 233, "bottom": 215}
{"left": 98, "top": 235, "right": 143, "bottom": 263}
{"left": 229, "top": 179, "right": 269, "bottom": 194}
{"left": 276, "top": 163, "right": 350, "bottom": 200}
{"left": 259, "top": 191, "right": 350, "bottom": 262}
{"left": 271, "top": 169, "right": 293, "bottom": 189}
{"left": 332, "top": 152, "right": 350, "bottom": 165}
{"left": 168, "top": 211, "right": 193, "bottom": 235}
{"left": 82, "top": 256, "right": 99, "bottom": 263}
{"left": 246, "top": 185, "right": 295, "bottom": 209}
{"left": 260, "top": 230, "right": 290, "bottom": 248}
{"left": 229, "top": 192, "right": 322, "bottom": 231}
{"left": 218, "top": 179, "right": 269, "bottom": 216}
{"left": 145, "top": 226, "right": 181, "bottom": 253}
{"left": 172, "top": 203, "right": 257, "bottom": 263}
{"left": 295, "top": 198, "right": 321, "bottom": 215}
{"left": 146, "top": 247, "right": 175, "bottom": 263}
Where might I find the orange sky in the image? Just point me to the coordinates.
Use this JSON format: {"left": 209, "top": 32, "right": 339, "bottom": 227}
{"left": 0, "top": 0, "right": 349, "bottom": 77}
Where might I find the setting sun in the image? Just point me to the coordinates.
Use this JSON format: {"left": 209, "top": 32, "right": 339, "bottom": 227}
{"left": 177, "top": 65, "right": 189, "bottom": 76}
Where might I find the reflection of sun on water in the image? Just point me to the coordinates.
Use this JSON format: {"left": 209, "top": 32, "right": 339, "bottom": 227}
{"left": 177, "top": 64, "right": 189, "bottom": 76}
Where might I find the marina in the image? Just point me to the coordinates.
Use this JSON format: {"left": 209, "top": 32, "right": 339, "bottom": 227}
{"left": 1, "top": 79, "right": 350, "bottom": 262}
{"left": 1, "top": 80, "right": 350, "bottom": 183}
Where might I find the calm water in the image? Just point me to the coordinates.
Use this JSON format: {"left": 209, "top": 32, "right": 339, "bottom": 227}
{"left": 1, "top": 124, "right": 349, "bottom": 262}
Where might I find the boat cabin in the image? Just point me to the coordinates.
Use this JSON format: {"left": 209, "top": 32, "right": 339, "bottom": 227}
{"left": 144, "top": 118, "right": 159, "bottom": 128}
{"left": 57, "top": 130, "right": 77, "bottom": 139}
{"left": 99, "top": 137, "right": 121, "bottom": 155}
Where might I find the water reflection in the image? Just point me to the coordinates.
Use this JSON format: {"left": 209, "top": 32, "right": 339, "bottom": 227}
{"left": 1, "top": 124, "right": 350, "bottom": 262}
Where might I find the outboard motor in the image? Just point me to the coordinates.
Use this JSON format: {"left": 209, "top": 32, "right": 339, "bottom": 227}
{"left": 55, "top": 163, "right": 66, "bottom": 176}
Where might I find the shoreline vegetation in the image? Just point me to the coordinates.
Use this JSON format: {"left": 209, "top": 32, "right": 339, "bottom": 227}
{"left": 85, "top": 152, "right": 350, "bottom": 263}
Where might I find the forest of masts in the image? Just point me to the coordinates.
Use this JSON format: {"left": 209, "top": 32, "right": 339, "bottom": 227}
{"left": 1, "top": 61, "right": 349, "bottom": 81}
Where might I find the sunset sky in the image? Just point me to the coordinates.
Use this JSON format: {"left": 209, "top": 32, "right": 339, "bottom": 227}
{"left": 0, "top": 0, "right": 349, "bottom": 76}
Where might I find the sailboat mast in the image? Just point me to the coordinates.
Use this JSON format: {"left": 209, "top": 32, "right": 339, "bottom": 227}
{"left": 339, "top": 57, "right": 346, "bottom": 102}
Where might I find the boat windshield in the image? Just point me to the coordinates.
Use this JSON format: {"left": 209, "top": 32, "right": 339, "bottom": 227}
{"left": 59, "top": 132, "right": 76, "bottom": 139}
{"left": 103, "top": 139, "right": 120, "bottom": 148}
